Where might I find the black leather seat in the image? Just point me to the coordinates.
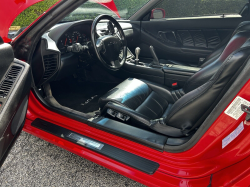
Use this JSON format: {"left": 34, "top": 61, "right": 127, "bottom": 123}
{"left": 99, "top": 21, "right": 250, "bottom": 137}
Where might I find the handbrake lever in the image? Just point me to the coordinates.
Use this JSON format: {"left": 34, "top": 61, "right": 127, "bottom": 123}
{"left": 149, "top": 45, "right": 160, "bottom": 66}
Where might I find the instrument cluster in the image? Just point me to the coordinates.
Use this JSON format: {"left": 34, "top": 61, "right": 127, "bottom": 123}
{"left": 57, "top": 25, "right": 91, "bottom": 54}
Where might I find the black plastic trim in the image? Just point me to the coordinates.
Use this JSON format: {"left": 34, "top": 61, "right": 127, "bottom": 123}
{"left": 0, "top": 59, "right": 31, "bottom": 166}
{"left": 0, "top": 36, "right": 3, "bottom": 44}
{"left": 31, "top": 118, "right": 159, "bottom": 174}
{"left": 94, "top": 117, "right": 168, "bottom": 151}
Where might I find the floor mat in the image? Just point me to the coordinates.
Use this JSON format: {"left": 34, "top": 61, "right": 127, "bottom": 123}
{"left": 50, "top": 80, "right": 117, "bottom": 114}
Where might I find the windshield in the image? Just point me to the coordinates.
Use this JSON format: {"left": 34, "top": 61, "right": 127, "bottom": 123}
{"left": 61, "top": 0, "right": 151, "bottom": 22}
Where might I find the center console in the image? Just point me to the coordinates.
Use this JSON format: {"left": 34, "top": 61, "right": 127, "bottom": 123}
{"left": 123, "top": 46, "right": 201, "bottom": 88}
{"left": 163, "top": 64, "right": 201, "bottom": 87}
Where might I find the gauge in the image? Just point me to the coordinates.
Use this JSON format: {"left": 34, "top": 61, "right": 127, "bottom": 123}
{"left": 58, "top": 33, "right": 71, "bottom": 54}
{"left": 82, "top": 33, "right": 89, "bottom": 43}
{"left": 72, "top": 31, "right": 82, "bottom": 44}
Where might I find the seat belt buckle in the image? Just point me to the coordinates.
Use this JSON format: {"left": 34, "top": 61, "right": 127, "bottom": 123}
{"left": 172, "top": 82, "right": 178, "bottom": 89}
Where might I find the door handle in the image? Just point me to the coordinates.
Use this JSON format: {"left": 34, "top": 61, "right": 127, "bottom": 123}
{"left": 158, "top": 31, "right": 177, "bottom": 45}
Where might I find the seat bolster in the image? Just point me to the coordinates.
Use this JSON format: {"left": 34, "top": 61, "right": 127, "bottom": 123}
{"left": 150, "top": 119, "right": 183, "bottom": 137}
{"left": 141, "top": 79, "right": 176, "bottom": 103}
{"left": 200, "top": 45, "right": 225, "bottom": 68}
{"left": 184, "top": 59, "right": 221, "bottom": 93}
{"left": 166, "top": 82, "right": 211, "bottom": 130}
{"left": 162, "top": 104, "right": 173, "bottom": 119}
{"left": 99, "top": 78, "right": 151, "bottom": 109}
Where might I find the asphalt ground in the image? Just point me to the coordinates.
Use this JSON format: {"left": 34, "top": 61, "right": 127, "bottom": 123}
{"left": 0, "top": 131, "right": 145, "bottom": 187}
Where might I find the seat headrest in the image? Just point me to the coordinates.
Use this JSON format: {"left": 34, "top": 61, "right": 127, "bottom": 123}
{"left": 232, "top": 21, "right": 250, "bottom": 36}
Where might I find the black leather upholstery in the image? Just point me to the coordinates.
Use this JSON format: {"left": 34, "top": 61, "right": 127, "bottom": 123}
{"left": 184, "top": 30, "right": 250, "bottom": 92}
{"left": 99, "top": 78, "right": 174, "bottom": 122}
{"left": 99, "top": 78, "right": 152, "bottom": 110}
{"left": 201, "top": 21, "right": 250, "bottom": 67}
{"left": 99, "top": 22, "right": 250, "bottom": 137}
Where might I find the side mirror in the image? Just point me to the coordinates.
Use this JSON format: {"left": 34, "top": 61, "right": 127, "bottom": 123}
{"left": 151, "top": 8, "right": 165, "bottom": 19}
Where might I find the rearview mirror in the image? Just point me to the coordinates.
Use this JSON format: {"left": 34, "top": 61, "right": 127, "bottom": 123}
{"left": 151, "top": 8, "right": 165, "bottom": 19}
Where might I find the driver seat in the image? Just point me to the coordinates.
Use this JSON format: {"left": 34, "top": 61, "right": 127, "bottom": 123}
{"left": 99, "top": 22, "right": 250, "bottom": 137}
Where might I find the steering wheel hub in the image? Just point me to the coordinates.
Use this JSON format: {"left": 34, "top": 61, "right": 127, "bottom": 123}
{"left": 99, "top": 35, "right": 121, "bottom": 62}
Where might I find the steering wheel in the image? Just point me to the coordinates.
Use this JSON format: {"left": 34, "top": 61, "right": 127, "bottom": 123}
{"left": 91, "top": 15, "right": 127, "bottom": 71}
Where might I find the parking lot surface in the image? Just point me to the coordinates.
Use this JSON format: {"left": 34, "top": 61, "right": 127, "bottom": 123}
{"left": 0, "top": 132, "right": 144, "bottom": 187}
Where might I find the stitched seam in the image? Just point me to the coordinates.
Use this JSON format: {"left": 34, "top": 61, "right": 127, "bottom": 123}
{"left": 145, "top": 105, "right": 159, "bottom": 117}
{"left": 174, "top": 91, "right": 179, "bottom": 99}
{"left": 137, "top": 89, "right": 145, "bottom": 102}
{"left": 135, "top": 92, "right": 154, "bottom": 112}
{"left": 176, "top": 90, "right": 182, "bottom": 98}
{"left": 132, "top": 93, "right": 144, "bottom": 108}
{"left": 152, "top": 97, "right": 164, "bottom": 114}
{"left": 171, "top": 91, "right": 178, "bottom": 101}
{"left": 168, "top": 90, "right": 176, "bottom": 101}
{"left": 180, "top": 89, "right": 185, "bottom": 95}
{"left": 167, "top": 48, "right": 247, "bottom": 122}
{"left": 137, "top": 84, "right": 151, "bottom": 105}
{"left": 135, "top": 95, "right": 142, "bottom": 106}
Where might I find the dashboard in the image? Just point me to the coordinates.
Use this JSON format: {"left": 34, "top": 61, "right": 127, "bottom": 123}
{"left": 31, "top": 20, "right": 138, "bottom": 87}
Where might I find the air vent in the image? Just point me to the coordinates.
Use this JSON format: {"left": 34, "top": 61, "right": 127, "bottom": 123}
{"left": 43, "top": 54, "right": 58, "bottom": 80}
{"left": 0, "top": 65, "right": 22, "bottom": 98}
{"left": 6, "top": 66, "right": 22, "bottom": 80}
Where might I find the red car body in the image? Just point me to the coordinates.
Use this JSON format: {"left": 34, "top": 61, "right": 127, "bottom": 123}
{"left": 1, "top": 0, "right": 250, "bottom": 186}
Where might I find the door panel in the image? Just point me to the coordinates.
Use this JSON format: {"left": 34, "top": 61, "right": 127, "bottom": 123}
{"left": 0, "top": 39, "right": 31, "bottom": 167}
{"left": 140, "top": 17, "right": 245, "bottom": 66}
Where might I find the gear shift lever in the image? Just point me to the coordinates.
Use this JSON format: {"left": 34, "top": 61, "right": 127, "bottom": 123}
{"left": 135, "top": 47, "right": 140, "bottom": 65}
{"left": 149, "top": 45, "right": 160, "bottom": 65}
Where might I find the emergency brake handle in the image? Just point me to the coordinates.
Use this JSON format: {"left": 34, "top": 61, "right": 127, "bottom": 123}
{"left": 241, "top": 104, "right": 250, "bottom": 122}
{"left": 149, "top": 45, "right": 160, "bottom": 66}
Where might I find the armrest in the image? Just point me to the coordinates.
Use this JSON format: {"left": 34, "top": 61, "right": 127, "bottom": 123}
{"left": 163, "top": 64, "right": 201, "bottom": 75}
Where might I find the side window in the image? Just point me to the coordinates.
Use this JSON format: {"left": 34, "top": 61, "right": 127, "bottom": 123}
{"left": 151, "top": 0, "right": 249, "bottom": 20}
